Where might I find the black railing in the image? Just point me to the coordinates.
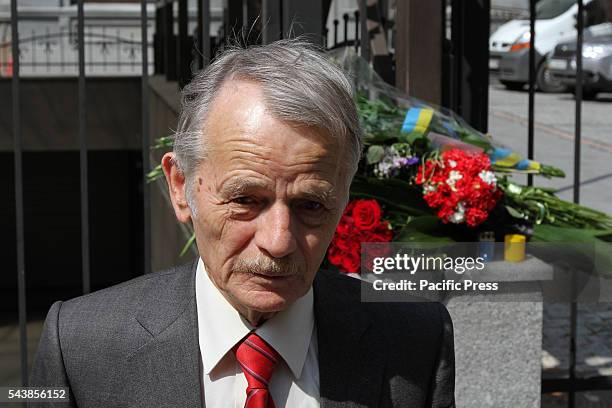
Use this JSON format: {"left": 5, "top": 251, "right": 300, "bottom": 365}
{"left": 324, "top": 11, "right": 361, "bottom": 53}
{"left": 7, "top": 0, "right": 157, "bottom": 383}
{"left": 7, "top": 3, "right": 608, "bottom": 406}
{"left": 10, "top": 0, "right": 27, "bottom": 388}
{"left": 529, "top": 0, "right": 612, "bottom": 406}
{"left": 0, "top": 28, "right": 154, "bottom": 76}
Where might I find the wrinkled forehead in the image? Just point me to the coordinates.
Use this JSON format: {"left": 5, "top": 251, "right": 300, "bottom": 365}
{"left": 203, "top": 79, "right": 346, "bottom": 179}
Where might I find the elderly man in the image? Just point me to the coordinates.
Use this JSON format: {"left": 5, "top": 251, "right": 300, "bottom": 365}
{"left": 30, "top": 39, "right": 455, "bottom": 407}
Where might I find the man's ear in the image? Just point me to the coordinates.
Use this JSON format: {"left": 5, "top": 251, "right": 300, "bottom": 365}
{"left": 161, "top": 152, "right": 192, "bottom": 223}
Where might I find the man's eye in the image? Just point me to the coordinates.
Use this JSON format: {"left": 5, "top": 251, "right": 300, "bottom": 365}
{"left": 301, "top": 201, "right": 324, "bottom": 212}
{"left": 232, "top": 196, "right": 257, "bottom": 205}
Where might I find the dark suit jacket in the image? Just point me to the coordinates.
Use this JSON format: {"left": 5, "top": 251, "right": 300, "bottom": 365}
{"left": 29, "top": 258, "right": 455, "bottom": 407}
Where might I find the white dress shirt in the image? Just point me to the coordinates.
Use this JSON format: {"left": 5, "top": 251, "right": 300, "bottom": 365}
{"left": 195, "top": 258, "right": 320, "bottom": 407}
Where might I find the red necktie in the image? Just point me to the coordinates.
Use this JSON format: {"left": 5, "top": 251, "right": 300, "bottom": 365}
{"left": 233, "top": 332, "right": 280, "bottom": 408}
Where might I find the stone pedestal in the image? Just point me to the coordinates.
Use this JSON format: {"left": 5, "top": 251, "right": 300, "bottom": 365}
{"left": 445, "top": 256, "right": 552, "bottom": 408}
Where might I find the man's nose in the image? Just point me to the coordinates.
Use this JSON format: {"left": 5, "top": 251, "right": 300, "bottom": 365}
{"left": 255, "top": 202, "right": 297, "bottom": 259}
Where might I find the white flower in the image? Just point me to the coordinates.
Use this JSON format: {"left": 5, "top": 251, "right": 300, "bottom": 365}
{"left": 424, "top": 184, "right": 437, "bottom": 193}
{"left": 374, "top": 146, "right": 413, "bottom": 179}
{"left": 446, "top": 170, "right": 463, "bottom": 190}
{"left": 374, "top": 160, "right": 394, "bottom": 178}
{"left": 448, "top": 160, "right": 457, "bottom": 168}
{"left": 478, "top": 170, "right": 497, "bottom": 186}
{"left": 449, "top": 212, "right": 465, "bottom": 223}
{"left": 449, "top": 201, "right": 466, "bottom": 224}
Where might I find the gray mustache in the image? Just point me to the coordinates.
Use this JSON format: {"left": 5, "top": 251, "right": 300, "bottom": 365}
{"left": 232, "top": 256, "right": 301, "bottom": 277}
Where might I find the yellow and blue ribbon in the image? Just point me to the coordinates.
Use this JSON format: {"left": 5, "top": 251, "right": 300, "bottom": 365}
{"left": 401, "top": 107, "right": 434, "bottom": 139}
{"left": 490, "top": 147, "right": 541, "bottom": 171}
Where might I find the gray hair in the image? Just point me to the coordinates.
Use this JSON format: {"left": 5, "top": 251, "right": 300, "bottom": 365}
{"left": 172, "top": 38, "right": 363, "bottom": 212}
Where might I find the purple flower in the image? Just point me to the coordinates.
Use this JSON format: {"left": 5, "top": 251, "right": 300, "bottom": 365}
{"left": 407, "top": 156, "right": 420, "bottom": 166}
{"left": 373, "top": 147, "right": 420, "bottom": 179}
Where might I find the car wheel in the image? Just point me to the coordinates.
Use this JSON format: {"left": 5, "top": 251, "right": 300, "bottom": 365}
{"left": 500, "top": 80, "right": 525, "bottom": 91}
{"left": 537, "top": 61, "right": 567, "bottom": 93}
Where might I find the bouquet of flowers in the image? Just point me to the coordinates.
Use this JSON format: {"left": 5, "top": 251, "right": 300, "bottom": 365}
{"left": 415, "top": 149, "right": 503, "bottom": 227}
{"left": 322, "top": 48, "right": 612, "bottom": 274}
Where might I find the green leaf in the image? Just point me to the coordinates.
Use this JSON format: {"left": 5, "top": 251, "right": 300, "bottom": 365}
{"left": 146, "top": 165, "right": 164, "bottom": 183}
{"left": 179, "top": 233, "right": 197, "bottom": 257}
{"left": 350, "top": 176, "right": 431, "bottom": 216}
{"left": 504, "top": 182, "right": 523, "bottom": 195}
{"left": 151, "top": 135, "right": 174, "bottom": 150}
{"left": 459, "top": 133, "right": 492, "bottom": 150}
{"left": 400, "top": 132, "right": 427, "bottom": 145}
{"left": 505, "top": 205, "right": 525, "bottom": 220}
{"left": 366, "top": 145, "right": 385, "bottom": 164}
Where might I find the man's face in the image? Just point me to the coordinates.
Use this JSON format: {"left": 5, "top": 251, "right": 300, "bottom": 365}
{"left": 180, "top": 79, "right": 348, "bottom": 318}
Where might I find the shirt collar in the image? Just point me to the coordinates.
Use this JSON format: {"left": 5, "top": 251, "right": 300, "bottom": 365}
{"left": 195, "top": 257, "right": 314, "bottom": 379}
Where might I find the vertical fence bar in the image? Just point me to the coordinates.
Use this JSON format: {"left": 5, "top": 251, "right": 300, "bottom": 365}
{"left": 262, "top": 0, "right": 282, "bottom": 44}
{"left": 527, "top": 0, "right": 535, "bottom": 187}
{"left": 77, "top": 0, "right": 90, "bottom": 294}
{"left": 11, "top": 0, "right": 28, "bottom": 387}
{"left": 197, "top": 0, "right": 203, "bottom": 67}
{"left": 354, "top": 10, "right": 359, "bottom": 53}
{"left": 162, "top": 3, "right": 169, "bottom": 77}
{"left": 333, "top": 19, "right": 338, "bottom": 47}
{"left": 450, "top": 0, "right": 464, "bottom": 115}
{"left": 343, "top": 13, "right": 348, "bottom": 45}
{"left": 197, "top": 0, "right": 211, "bottom": 69}
{"left": 358, "top": 0, "right": 369, "bottom": 61}
{"left": 155, "top": 6, "right": 163, "bottom": 74}
{"left": 141, "top": 0, "right": 151, "bottom": 275}
{"left": 177, "top": 0, "right": 188, "bottom": 87}
{"left": 569, "top": 1, "right": 584, "bottom": 406}
{"left": 241, "top": 0, "right": 248, "bottom": 32}
{"left": 573, "top": 0, "right": 583, "bottom": 207}
{"left": 442, "top": 0, "right": 454, "bottom": 110}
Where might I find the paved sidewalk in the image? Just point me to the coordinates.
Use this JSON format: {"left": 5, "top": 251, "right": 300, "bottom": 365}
{"left": 542, "top": 303, "right": 612, "bottom": 379}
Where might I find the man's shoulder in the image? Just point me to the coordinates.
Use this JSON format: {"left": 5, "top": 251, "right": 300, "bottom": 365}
{"left": 315, "top": 268, "right": 452, "bottom": 332}
{"left": 57, "top": 259, "right": 197, "bottom": 325}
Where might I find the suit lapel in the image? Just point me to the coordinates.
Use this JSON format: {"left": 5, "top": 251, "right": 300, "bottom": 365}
{"left": 314, "top": 271, "right": 387, "bottom": 407}
{"left": 125, "top": 259, "right": 204, "bottom": 408}
{"left": 120, "top": 262, "right": 386, "bottom": 407}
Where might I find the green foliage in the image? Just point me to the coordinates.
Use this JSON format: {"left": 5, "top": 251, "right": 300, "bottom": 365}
{"left": 179, "top": 233, "right": 196, "bottom": 257}
{"left": 152, "top": 135, "right": 174, "bottom": 149}
{"left": 366, "top": 145, "right": 385, "bottom": 164}
{"left": 500, "top": 180, "right": 612, "bottom": 230}
{"left": 147, "top": 135, "right": 174, "bottom": 184}
{"left": 146, "top": 164, "right": 163, "bottom": 183}
{"left": 356, "top": 92, "right": 406, "bottom": 143}
{"left": 350, "top": 175, "right": 431, "bottom": 217}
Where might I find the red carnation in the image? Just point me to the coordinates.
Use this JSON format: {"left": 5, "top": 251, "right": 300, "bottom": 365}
{"left": 416, "top": 149, "right": 502, "bottom": 227}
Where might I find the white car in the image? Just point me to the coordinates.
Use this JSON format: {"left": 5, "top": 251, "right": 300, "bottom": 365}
{"left": 490, "top": 0, "right": 597, "bottom": 92}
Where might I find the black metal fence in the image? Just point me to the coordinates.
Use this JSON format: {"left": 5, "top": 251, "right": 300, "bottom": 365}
{"left": 528, "top": 1, "right": 612, "bottom": 405}
{"left": 1, "top": 20, "right": 154, "bottom": 77}
{"left": 8, "top": 0, "right": 152, "bottom": 386}
{"left": 6, "top": 1, "right": 610, "bottom": 406}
